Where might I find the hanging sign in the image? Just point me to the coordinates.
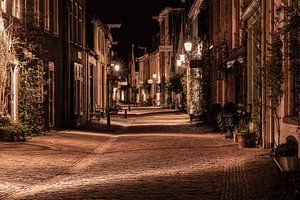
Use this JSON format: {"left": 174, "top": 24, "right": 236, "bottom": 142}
{"left": 159, "top": 46, "right": 173, "bottom": 52}
{"left": 190, "top": 60, "right": 203, "bottom": 68}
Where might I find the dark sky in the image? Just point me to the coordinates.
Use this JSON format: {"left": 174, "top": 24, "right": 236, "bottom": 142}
{"left": 88, "top": 0, "right": 184, "bottom": 63}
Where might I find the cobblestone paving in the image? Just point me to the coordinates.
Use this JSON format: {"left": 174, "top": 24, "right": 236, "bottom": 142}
{"left": 0, "top": 109, "right": 296, "bottom": 199}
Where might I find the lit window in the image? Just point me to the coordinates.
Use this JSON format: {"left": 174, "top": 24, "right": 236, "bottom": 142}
{"left": 12, "top": 0, "right": 21, "bottom": 19}
{"left": 53, "top": 0, "right": 59, "bottom": 34}
{"left": 44, "top": 0, "right": 50, "bottom": 31}
{"left": 1, "top": 0, "right": 6, "bottom": 13}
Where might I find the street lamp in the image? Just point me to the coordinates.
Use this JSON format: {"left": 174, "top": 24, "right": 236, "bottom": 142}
{"left": 184, "top": 41, "right": 193, "bottom": 52}
{"left": 114, "top": 64, "right": 120, "bottom": 72}
{"left": 176, "top": 60, "right": 182, "bottom": 67}
{"left": 106, "top": 63, "right": 121, "bottom": 131}
{"left": 152, "top": 73, "right": 157, "bottom": 106}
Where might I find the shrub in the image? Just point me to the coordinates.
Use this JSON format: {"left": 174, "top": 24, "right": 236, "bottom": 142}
{"left": 274, "top": 140, "right": 298, "bottom": 157}
{"left": 208, "top": 104, "right": 222, "bottom": 131}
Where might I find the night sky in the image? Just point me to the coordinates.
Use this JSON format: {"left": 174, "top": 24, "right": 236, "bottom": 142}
{"left": 88, "top": 0, "right": 184, "bottom": 64}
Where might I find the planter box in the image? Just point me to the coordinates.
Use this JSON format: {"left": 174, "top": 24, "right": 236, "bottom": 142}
{"left": 238, "top": 132, "right": 256, "bottom": 148}
{"left": 0, "top": 130, "right": 23, "bottom": 142}
{"left": 278, "top": 156, "right": 299, "bottom": 171}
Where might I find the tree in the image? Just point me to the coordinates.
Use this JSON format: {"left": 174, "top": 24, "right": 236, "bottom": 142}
{"left": 165, "top": 72, "right": 184, "bottom": 94}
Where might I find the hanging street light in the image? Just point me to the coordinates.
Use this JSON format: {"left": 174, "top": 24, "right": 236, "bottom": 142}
{"left": 184, "top": 41, "right": 193, "bottom": 52}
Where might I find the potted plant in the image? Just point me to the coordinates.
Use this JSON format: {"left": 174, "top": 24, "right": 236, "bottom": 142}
{"left": 234, "top": 116, "right": 256, "bottom": 148}
{"left": 217, "top": 102, "right": 238, "bottom": 138}
{"left": 273, "top": 140, "right": 298, "bottom": 170}
{"left": 236, "top": 126, "right": 256, "bottom": 148}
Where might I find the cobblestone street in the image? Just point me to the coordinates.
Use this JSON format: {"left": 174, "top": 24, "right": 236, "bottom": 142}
{"left": 0, "top": 108, "right": 295, "bottom": 199}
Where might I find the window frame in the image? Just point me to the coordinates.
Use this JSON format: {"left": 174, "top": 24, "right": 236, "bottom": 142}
{"left": 74, "top": 63, "right": 83, "bottom": 116}
{"left": 48, "top": 62, "right": 55, "bottom": 127}
{"left": 44, "top": 0, "right": 50, "bottom": 31}
{"left": 12, "top": 0, "right": 21, "bottom": 19}
{"left": 1, "top": 0, "right": 6, "bottom": 13}
{"left": 34, "top": 0, "right": 40, "bottom": 27}
{"left": 53, "top": 0, "right": 59, "bottom": 34}
{"left": 69, "top": 0, "right": 74, "bottom": 42}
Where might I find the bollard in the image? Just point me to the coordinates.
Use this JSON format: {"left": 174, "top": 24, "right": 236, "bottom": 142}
{"left": 128, "top": 104, "right": 131, "bottom": 111}
{"left": 124, "top": 109, "right": 127, "bottom": 118}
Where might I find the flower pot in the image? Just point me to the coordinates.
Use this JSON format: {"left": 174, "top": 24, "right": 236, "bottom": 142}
{"left": 278, "top": 156, "right": 299, "bottom": 171}
{"left": 238, "top": 132, "right": 256, "bottom": 148}
{"left": 233, "top": 132, "right": 238, "bottom": 142}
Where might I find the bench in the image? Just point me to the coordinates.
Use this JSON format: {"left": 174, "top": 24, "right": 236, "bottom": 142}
{"left": 271, "top": 154, "right": 300, "bottom": 199}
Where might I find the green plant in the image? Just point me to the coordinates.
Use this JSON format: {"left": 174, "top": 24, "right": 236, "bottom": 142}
{"left": 274, "top": 140, "right": 298, "bottom": 157}
{"left": 0, "top": 123, "right": 24, "bottom": 142}
{"left": 234, "top": 111, "right": 252, "bottom": 134}
{"left": 0, "top": 116, "right": 12, "bottom": 127}
{"left": 217, "top": 103, "right": 238, "bottom": 132}
{"left": 209, "top": 104, "right": 222, "bottom": 131}
{"left": 165, "top": 72, "right": 185, "bottom": 95}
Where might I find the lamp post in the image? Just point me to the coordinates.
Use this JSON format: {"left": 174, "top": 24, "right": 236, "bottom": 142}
{"left": 106, "top": 63, "right": 120, "bottom": 131}
{"left": 152, "top": 73, "right": 157, "bottom": 106}
{"left": 184, "top": 40, "right": 193, "bottom": 116}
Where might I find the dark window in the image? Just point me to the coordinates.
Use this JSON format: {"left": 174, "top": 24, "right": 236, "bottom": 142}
{"left": 69, "top": 0, "right": 73, "bottom": 42}
{"left": 78, "top": 6, "right": 82, "bottom": 46}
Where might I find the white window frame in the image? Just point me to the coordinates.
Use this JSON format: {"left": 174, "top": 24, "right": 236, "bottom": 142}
{"left": 12, "top": 0, "right": 21, "bottom": 19}
{"left": 44, "top": 0, "right": 50, "bottom": 31}
{"left": 53, "top": 0, "right": 59, "bottom": 34}
{"left": 1, "top": 0, "right": 6, "bottom": 13}
{"left": 74, "top": 63, "right": 83, "bottom": 116}
{"left": 34, "top": 0, "right": 40, "bottom": 27}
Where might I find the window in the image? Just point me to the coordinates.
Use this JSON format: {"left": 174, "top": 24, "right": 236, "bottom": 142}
{"left": 295, "top": 66, "right": 300, "bottom": 117}
{"left": 49, "top": 62, "right": 55, "bottom": 126}
{"left": 74, "top": 63, "right": 83, "bottom": 115}
{"left": 12, "top": 0, "right": 21, "bottom": 19}
{"left": 232, "top": 0, "right": 237, "bottom": 48}
{"left": 44, "top": 0, "right": 50, "bottom": 31}
{"left": 74, "top": 2, "right": 78, "bottom": 43}
{"left": 216, "top": 0, "right": 221, "bottom": 30}
{"left": 34, "top": 0, "right": 40, "bottom": 27}
{"left": 1, "top": 0, "right": 6, "bottom": 13}
{"left": 78, "top": 6, "right": 82, "bottom": 46}
{"left": 97, "top": 29, "right": 100, "bottom": 51}
{"left": 37, "top": 60, "right": 45, "bottom": 103}
{"left": 53, "top": 0, "right": 59, "bottom": 34}
{"left": 100, "top": 32, "right": 105, "bottom": 55}
{"left": 69, "top": 0, "right": 74, "bottom": 42}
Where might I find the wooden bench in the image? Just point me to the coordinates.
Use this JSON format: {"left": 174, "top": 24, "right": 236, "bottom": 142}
{"left": 271, "top": 154, "right": 300, "bottom": 199}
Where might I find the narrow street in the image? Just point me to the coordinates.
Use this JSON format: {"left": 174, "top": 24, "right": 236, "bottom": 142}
{"left": 0, "top": 108, "right": 291, "bottom": 199}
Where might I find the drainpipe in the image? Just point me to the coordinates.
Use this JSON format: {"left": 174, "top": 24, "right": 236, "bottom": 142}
{"left": 262, "top": 0, "right": 267, "bottom": 148}
{"left": 270, "top": 0, "right": 276, "bottom": 148}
